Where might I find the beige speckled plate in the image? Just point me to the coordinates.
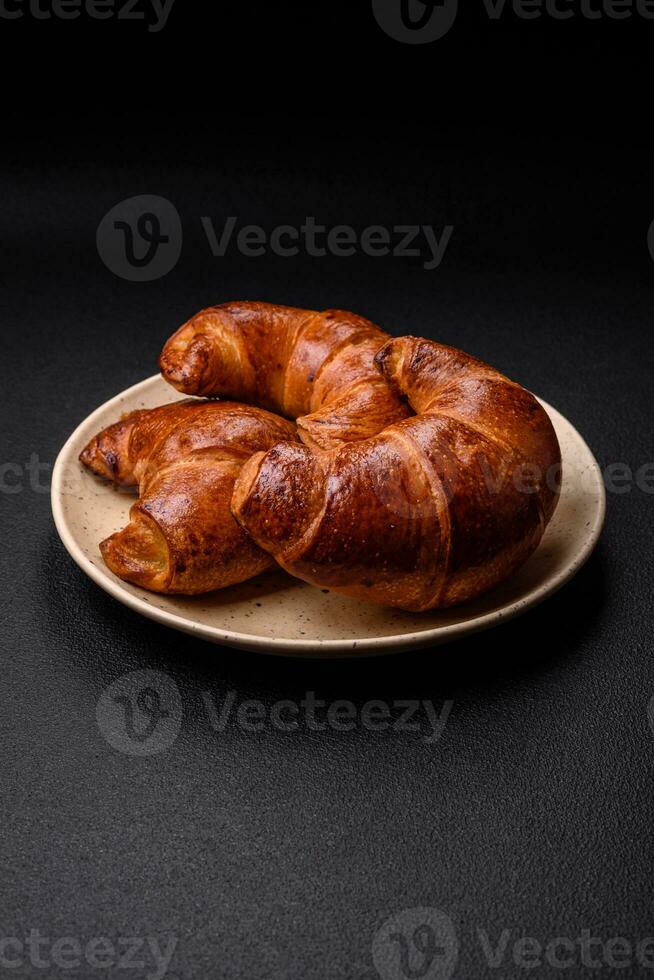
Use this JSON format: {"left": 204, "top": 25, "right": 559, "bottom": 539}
{"left": 51, "top": 376, "right": 605, "bottom": 657}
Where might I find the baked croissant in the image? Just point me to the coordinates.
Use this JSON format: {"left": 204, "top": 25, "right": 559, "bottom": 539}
{"left": 159, "top": 301, "right": 410, "bottom": 449}
{"left": 161, "top": 302, "right": 561, "bottom": 611}
{"left": 79, "top": 400, "right": 297, "bottom": 593}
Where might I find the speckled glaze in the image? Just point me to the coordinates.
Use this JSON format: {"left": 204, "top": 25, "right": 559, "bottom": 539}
{"left": 51, "top": 375, "right": 605, "bottom": 657}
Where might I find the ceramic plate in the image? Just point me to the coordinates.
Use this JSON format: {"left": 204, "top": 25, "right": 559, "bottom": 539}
{"left": 51, "top": 376, "right": 605, "bottom": 657}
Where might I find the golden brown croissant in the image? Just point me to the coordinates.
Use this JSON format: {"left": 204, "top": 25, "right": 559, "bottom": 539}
{"left": 159, "top": 301, "right": 410, "bottom": 449}
{"left": 79, "top": 400, "right": 297, "bottom": 593}
{"left": 161, "top": 302, "right": 561, "bottom": 611}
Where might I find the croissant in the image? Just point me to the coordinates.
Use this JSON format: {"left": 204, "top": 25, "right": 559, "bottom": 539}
{"left": 159, "top": 301, "right": 410, "bottom": 449}
{"left": 79, "top": 400, "right": 297, "bottom": 593}
{"left": 161, "top": 302, "right": 561, "bottom": 611}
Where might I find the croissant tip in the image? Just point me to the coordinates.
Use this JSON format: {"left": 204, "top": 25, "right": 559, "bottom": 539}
{"left": 79, "top": 437, "right": 110, "bottom": 478}
{"left": 100, "top": 516, "right": 170, "bottom": 591}
{"left": 98, "top": 534, "right": 113, "bottom": 560}
{"left": 79, "top": 437, "right": 122, "bottom": 483}
{"left": 78, "top": 439, "right": 96, "bottom": 468}
{"left": 160, "top": 333, "right": 213, "bottom": 395}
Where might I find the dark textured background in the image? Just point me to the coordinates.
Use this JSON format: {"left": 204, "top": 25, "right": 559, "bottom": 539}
{"left": 1, "top": 1, "right": 653, "bottom": 977}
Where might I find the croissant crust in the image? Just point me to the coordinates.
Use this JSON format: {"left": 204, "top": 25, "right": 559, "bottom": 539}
{"left": 159, "top": 303, "right": 561, "bottom": 610}
{"left": 80, "top": 400, "right": 298, "bottom": 593}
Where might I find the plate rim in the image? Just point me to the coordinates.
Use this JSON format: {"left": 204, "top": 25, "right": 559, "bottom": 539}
{"left": 51, "top": 374, "right": 606, "bottom": 656}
